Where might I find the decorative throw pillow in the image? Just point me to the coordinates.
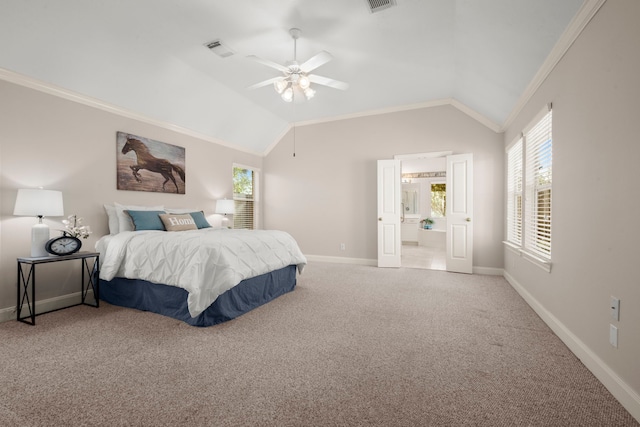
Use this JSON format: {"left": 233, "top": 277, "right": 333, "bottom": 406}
{"left": 114, "top": 202, "right": 164, "bottom": 233}
{"left": 165, "top": 208, "right": 211, "bottom": 229}
{"left": 189, "top": 211, "right": 211, "bottom": 229}
{"left": 165, "top": 208, "right": 200, "bottom": 214}
{"left": 126, "top": 210, "right": 166, "bottom": 231}
{"left": 159, "top": 213, "right": 198, "bottom": 231}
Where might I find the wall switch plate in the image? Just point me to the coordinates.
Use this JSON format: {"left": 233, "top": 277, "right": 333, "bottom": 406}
{"left": 340, "top": 243, "right": 346, "bottom": 251}
{"left": 611, "top": 296, "right": 620, "bottom": 321}
{"left": 609, "top": 324, "right": 618, "bottom": 348}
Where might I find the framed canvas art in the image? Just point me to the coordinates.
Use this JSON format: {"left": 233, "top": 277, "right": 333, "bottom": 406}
{"left": 117, "top": 132, "right": 186, "bottom": 194}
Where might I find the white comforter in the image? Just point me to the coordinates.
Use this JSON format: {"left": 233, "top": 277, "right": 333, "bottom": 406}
{"left": 97, "top": 228, "right": 307, "bottom": 317}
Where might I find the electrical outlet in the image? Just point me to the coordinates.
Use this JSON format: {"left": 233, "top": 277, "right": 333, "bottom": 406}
{"left": 340, "top": 243, "right": 346, "bottom": 251}
{"left": 610, "top": 296, "right": 620, "bottom": 321}
{"left": 609, "top": 324, "right": 618, "bottom": 348}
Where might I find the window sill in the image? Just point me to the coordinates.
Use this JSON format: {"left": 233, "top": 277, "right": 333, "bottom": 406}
{"left": 503, "top": 241, "right": 552, "bottom": 273}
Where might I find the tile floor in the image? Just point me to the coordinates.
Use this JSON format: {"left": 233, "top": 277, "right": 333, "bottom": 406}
{"left": 401, "top": 244, "right": 446, "bottom": 270}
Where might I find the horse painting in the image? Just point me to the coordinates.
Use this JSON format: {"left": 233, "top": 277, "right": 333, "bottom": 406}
{"left": 117, "top": 133, "right": 186, "bottom": 194}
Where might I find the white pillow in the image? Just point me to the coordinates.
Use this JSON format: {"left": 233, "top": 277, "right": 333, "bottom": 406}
{"left": 104, "top": 204, "right": 119, "bottom": 235}
{"left": 114, "top": 202, "right": 164, "bottom": 233}
{"left": 165, "top": 208, "right": 202, "bottom": 214}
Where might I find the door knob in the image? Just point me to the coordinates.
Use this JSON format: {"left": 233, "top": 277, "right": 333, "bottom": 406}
{"left": 465, "top": 218, "right": 471, "bottom": 222}
{"left": 379, "top": 217, "right": 382, "bottom": 221}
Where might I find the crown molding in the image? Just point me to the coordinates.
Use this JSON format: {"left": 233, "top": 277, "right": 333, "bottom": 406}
{"left": 262, "top": 98, "right": 502, "bottom": 156}
{"left": 4, "top": 67, "right": 500, "bottom": 159}
{"left": 0, "top": 68, "right": 262, "bottom": 157}
{"left": 449, "top": 99, "right": 502, "bottom": 133}
{"left": 501, "top": 0, "right": 607, "bottom": 131}
{"left": 293, "top": 98, "right": 501, "bottom": 131}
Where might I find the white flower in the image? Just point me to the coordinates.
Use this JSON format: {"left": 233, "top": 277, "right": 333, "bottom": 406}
{"left": 62, "top": 214, "right": 92, "bottom": 239}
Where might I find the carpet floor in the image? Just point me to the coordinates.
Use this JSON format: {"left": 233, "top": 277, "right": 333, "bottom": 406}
{"left": 0, "top": 262, "right": 637, "bottom": 426}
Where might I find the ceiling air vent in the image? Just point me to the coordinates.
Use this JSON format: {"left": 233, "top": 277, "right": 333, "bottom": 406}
{"left": 365, "top": 0, "right": 396, "bottom": 13}
{"left": 205, "top": 40, "right": 235, "bottom": 58}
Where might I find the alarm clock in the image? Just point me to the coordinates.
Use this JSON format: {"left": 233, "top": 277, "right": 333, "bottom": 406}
{"left": 45, "top": 235, "right": 82, "bottom": 256}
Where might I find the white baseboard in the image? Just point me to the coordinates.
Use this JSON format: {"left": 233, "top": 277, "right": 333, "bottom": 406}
{"left": 306, "top": 254, "right": 503, "bottom": 276}
{"left": 304, "top": 254, "right": 377, "bottom": 266}
{"left": 0, "top": 291, "right": 92, "bottom": 324}
{"left": 0, "top": 306, "right": 16, "bottom": 323}
{"left": 503, "top": 271, "right": 640, "bottom": 423}
{"left": 473, "top": 266, "right": 504, "bottom": 276}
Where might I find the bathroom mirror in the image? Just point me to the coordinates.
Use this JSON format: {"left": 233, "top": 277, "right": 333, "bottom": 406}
{"left": 402, "top": 184, "right": 420, "bottom": 215}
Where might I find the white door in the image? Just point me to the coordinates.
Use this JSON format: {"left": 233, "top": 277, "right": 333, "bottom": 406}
{"left": 446, "top": 153, "right": 473, "bottom": 273}
{"left": 377, "top": 159, "right": 402, "bottom": 267}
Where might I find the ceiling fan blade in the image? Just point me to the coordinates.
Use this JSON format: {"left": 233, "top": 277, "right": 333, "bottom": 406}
{"left": 246, "top": 76, "right": 285, "bottom": 90}
{"left": 308, "top": 74, "right": 349, "bottom": 90}
{"left": 246, "top": 55, "right": 289, "bottom": 73}
{"left": 300, "top": 51, "right": 333, "bottom": 73}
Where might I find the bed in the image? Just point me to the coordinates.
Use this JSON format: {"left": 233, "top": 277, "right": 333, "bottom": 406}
{"left": 96, "top": 205, "right": 307, "bottom": 326}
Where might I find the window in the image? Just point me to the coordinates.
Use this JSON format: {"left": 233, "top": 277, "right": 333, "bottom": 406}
{"left": 233, "top": 165, "right": 258, "bottom": 229}
{"left": 506, "top": 107, "right": 552, "bottom": 263}
{"left": 506, "top": 139, "right": 523, "bottom": 245}
{"left": 430, "top": 183, "right": 446, "bottom": 218}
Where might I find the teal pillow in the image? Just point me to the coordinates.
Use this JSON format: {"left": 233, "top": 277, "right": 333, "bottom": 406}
{"left": 189, "top": 211, "right": 212, "bottom": 229}
{"left": 126, "top": 210, "right": 166, "bottom": 231}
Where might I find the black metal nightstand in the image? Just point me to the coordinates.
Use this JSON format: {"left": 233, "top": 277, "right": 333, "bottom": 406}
{"left": 17, "top": 251, "right": 100, "bottom": 325}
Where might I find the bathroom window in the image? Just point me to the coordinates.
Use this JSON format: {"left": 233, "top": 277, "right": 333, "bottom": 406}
{"left": 431, "top": 183, "right": 446, "bottom": 218}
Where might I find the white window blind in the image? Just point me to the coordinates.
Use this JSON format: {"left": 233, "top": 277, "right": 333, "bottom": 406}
{"left": 506, "top": 138, "right": 523, "bottom": 245}
{"left": 524, "top": 110, "right": 552, "bottom": 258}
{"left": 505, "top": 107, "right": 552, "bottom": 266}
{"left": 233, "top": 166, "right": 256, "bottom": 230}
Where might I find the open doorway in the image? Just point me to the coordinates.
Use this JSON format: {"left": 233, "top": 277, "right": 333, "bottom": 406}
{"left": 397, "top": 152, "right": 450, "bottom": 271}
{"left": 378, "top": 152, "right": 473, "bottom": 272}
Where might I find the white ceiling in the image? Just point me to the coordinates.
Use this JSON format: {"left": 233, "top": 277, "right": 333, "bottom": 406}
{"left": 0, "top": 0, "right": 585, "bottom": 154}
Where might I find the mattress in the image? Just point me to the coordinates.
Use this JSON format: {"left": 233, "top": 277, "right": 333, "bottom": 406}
{"left": 96, "top": 228, "right": 307, "bottom": 317}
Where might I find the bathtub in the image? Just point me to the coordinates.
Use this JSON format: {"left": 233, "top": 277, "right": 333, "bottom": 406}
{"left": 418, "top": 228, "right": 445, "bottom": 249}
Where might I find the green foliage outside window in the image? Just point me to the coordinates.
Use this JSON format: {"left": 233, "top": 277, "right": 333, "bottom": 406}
{"left": 233, "top": 167, "right": 253, "bottom": 197}
{"left": 431, "top": 183, "right": 446, "bottom": 217}
{"left": 233, "top": 166, "right": 255, "bottom": 230}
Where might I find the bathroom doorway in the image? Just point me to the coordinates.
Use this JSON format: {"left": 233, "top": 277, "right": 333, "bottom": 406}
{"left": 397, "top": 152, "right": 450, "bottom": 271}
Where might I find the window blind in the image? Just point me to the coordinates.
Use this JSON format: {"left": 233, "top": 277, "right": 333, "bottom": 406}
{"left": 524, "top": 110, "right": 552, "bottom": 258}
{"left": 233, "top": 166, "right": 256, "bottom": 230}
{"left": 233, "top": 198, "right": 254, "bottom": 230}
{"left": 506, "top": 138, "right": 523, "bottom": 245}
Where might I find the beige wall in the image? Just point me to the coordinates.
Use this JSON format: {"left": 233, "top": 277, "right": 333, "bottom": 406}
{"left": 503, "top": 0, "right": 640, "bottom": 418}
{"left": 263, "top": 105, "right": 504, "bottom": 269}
{"left": 0, "top": 0, "right": 637, "bottom": 418}
{"left": 0, "top": 79, "right": 262, "bottom": 312}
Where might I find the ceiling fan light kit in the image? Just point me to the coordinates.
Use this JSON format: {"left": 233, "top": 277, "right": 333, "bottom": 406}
{"left": 248, "top": 28, "right": 348, "bottom": 102}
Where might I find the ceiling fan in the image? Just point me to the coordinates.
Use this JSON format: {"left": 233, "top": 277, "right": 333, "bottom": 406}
{"left": 246, "top": 28, "right": 349, "bottom": 102}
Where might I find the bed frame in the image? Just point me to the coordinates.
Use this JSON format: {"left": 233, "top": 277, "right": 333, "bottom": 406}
{"left": 99, "top": 265, "right": 297, "bottom": 327}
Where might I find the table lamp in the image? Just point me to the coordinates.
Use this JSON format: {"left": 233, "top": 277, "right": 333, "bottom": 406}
{"left": 13, "top": 189, "right": 64, "bottom": 257}
{"left": 215, "top": 199, "right": 235, "bottom": 228}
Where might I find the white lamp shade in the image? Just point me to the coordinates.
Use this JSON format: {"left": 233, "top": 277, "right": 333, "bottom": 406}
{"left": 14, "top": 189, "right": 64, "bottom": 257}
{"left": 14, "top": 189, "right": 64, "bottom": 217}
{"left": 274, "top": 80, "right": 287, "bottom": 94}
{"left": 215, "top": 199, "right": 235, "bottom": 215}
{"left": 304, "top": 87, "right": 316, "bottom": 99}
{"left": 281, "top": 87, "right": 294, "bottom": 102}
{"left": 298, "top": 75, "right": 310, "bottom": 90}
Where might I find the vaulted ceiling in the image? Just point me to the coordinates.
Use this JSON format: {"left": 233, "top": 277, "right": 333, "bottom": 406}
{"left": 0, "top": 0, "right": 586, "bottom": 154}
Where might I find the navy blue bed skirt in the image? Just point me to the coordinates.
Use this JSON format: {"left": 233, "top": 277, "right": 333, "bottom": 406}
{"left": 99, "top": 265, "right": 297, "bottom": 327}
